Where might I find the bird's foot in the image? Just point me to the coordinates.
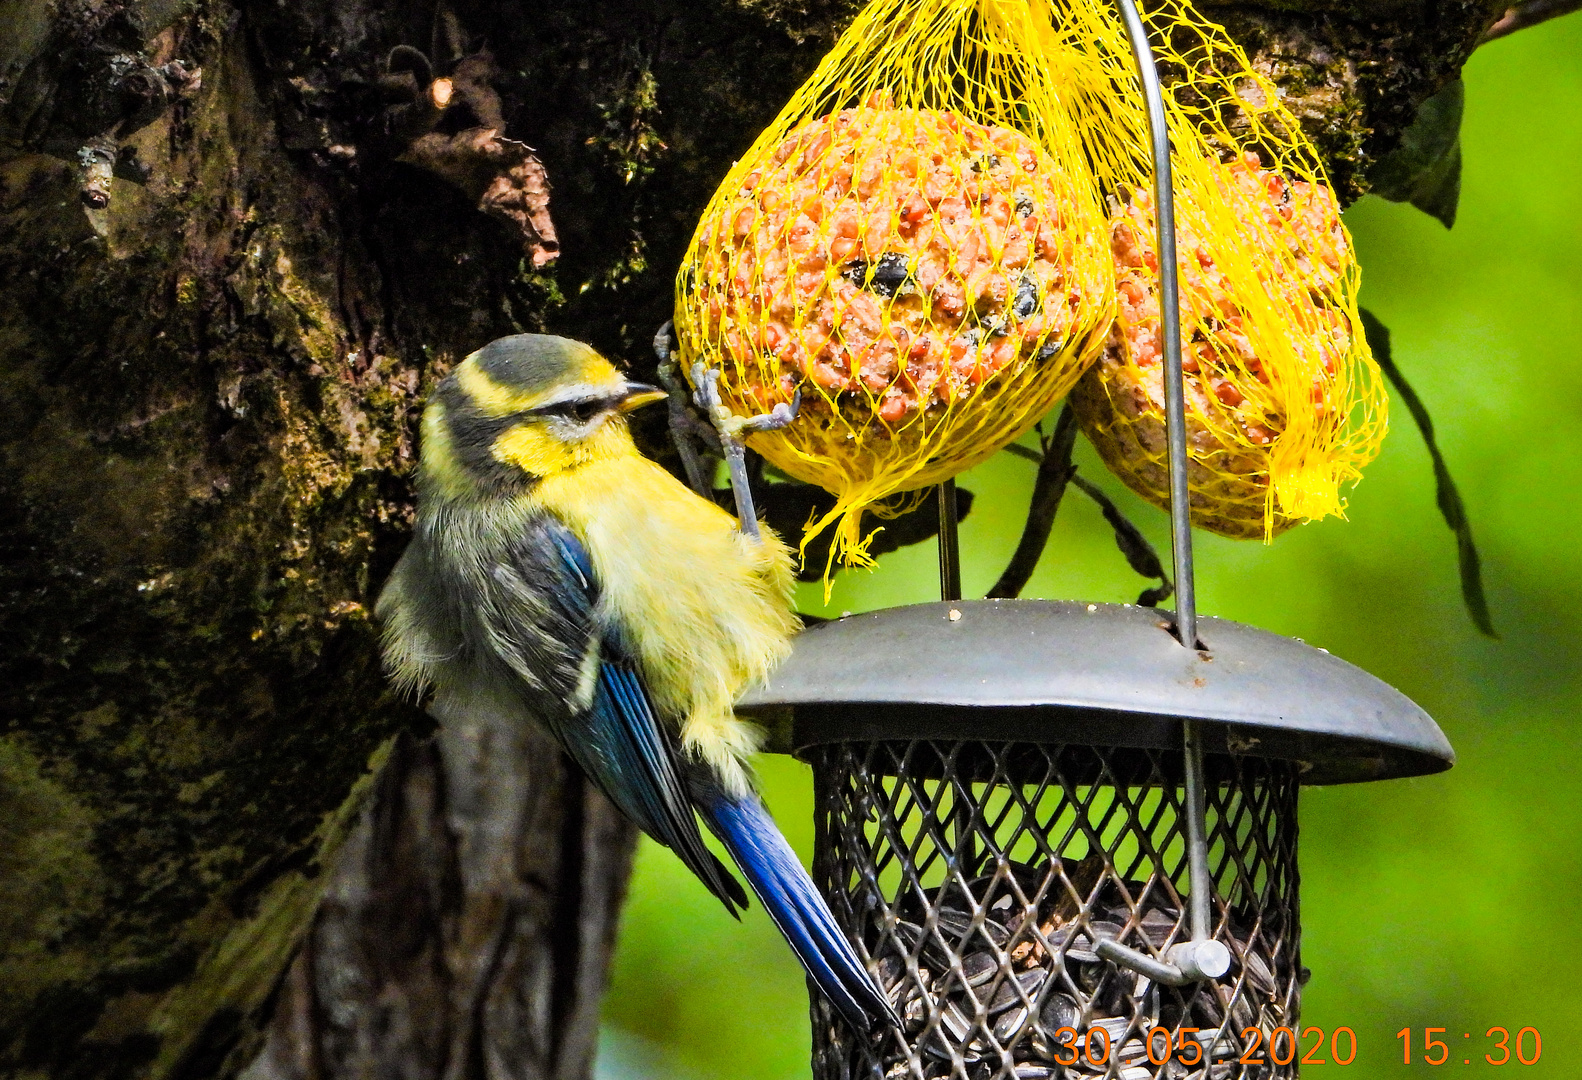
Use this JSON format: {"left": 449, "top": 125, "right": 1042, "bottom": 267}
{"left": 653, "top": 321, "right": 717, "bottom": 495}
{"left": 689, "top": 361, "right": 801, "bottom": 443}
{"left": 687, "top": 363, "right": 801, "bottom": 542}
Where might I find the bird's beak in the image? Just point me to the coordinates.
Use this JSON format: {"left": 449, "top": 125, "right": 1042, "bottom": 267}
{"left": 618, "top": 383, "right": 668, "bottom": 413}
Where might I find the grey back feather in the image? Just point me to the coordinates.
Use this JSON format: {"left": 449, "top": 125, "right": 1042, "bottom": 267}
{"left": 378, "top": 497, "right": 598, "bottom": 720}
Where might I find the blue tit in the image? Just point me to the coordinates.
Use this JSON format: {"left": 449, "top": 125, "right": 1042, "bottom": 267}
{"left": 377, "top": 333, "right": 895, "bottom": 1033}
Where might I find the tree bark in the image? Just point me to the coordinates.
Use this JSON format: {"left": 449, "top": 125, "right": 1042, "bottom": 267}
{"left": 0, "top": 0, "right": 1503, "bottom": 1076}
{"left": 241, "top": 723, "right": 635, "bottom": 1080}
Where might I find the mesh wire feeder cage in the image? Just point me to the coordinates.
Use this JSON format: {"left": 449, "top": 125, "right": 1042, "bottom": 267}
{"left": 740, "top": 601, "right": 1453, "bottom": 1080}
{"left": 815, "top": 744, "right": 1299, "bottom": 1080}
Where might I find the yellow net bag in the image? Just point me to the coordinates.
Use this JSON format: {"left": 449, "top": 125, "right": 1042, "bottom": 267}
{"left": 673, "top": 0, "right": 1115, "bottom": 574}
{"left": 1054, "top": 0, "right": 1388, "bottom": 538}
{"left": 676, "top": 0, "right": 1387, "bottom": 569}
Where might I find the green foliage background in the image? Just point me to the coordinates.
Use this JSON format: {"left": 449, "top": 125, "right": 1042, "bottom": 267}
{"left": 599, "top": 15, "right": 1582, "bottom": 1078}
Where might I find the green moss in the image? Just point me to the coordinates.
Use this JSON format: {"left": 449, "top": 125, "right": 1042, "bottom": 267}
{"left": 140, "top": 737, "right": 394, "bottom": 1079}
{"left": 0, "top": 737, "right": 109, "bottom": 1037}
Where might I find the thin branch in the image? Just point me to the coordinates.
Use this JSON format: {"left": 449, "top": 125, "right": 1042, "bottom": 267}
{"left": 986, "top": 407, "right": 1079, "bottom": 599}
{"left": 1360, "top": 310, "right": 1497, "bottom": 638}
{"left": 1478, "top": 0, "right": 1582, "bottom": 44}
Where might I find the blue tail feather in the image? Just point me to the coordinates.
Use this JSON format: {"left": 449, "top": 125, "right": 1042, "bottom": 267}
{"left": 697, "top": 787, "right": 898, "bottom": 1034}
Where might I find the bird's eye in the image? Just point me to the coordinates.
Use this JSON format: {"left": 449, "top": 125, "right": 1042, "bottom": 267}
{"left": 547, "top": 398, "right": 607, "bottom": 423}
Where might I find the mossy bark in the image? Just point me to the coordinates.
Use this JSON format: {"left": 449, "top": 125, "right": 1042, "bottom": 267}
{"left": 0, "top": 0, "right": 1501, "bottom": 1076}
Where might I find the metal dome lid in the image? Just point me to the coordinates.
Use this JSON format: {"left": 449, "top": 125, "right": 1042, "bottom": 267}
{"left": 739, "top": 598, "right": 1454, "bottom": 785}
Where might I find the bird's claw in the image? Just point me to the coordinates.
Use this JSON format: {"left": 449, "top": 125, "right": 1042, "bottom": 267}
{"left": 690, "top": 363, "right": 801, "bottom": 442}
{"left": 655, "top": 322, "right": 717, "bottom": 495}
{"left": 653, "top": 320, "right": 676, "bottom": 368}
{"left": 688, "top": 361, "right": 722, "bottom": 414}
{"left": 685, "top": 362, "right": 803, "bottom": 544}
{"left": 739, "top": 389, "right": 801, "bottom": 435}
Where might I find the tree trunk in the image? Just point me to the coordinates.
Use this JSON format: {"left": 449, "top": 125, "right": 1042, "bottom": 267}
{"left": 0, "top": 0, "right": 1500, "bottom": 1076}
{"left": 241, "top": 724, "right": 635, "bottom": 1080}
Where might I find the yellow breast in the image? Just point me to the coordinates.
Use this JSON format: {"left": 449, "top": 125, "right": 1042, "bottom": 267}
{"left": 529, "top": 452, "right": 798, "bottom": 796}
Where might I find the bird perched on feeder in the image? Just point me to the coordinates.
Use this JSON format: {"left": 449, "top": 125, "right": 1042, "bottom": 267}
{"left": 377, "top": 333, "right": 895, "bottom": 1033}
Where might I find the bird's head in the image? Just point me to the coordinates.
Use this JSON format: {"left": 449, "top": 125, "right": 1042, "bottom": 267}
{"left": 419, "top": 334, "right": 666, "bottom": 498}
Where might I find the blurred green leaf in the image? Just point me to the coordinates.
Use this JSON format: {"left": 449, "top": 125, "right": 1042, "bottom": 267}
{"left": 1369, "top": 78, "right": 1464, "bottom": 228}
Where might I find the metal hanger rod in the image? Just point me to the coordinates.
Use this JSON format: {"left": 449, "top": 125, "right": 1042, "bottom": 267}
{"left": 938, "top": 479, "right": 962, "bottom": 602}
{"left": 1113, "top": 0, "right": 1196, "bottom": 651}
{"left": 1111, "top": 0, "right": 1226, "bottom": 979}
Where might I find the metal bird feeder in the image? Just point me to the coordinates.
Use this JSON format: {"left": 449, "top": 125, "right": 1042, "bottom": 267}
{"left": 742, "top": 600, "right": 1450, "bottom": 1079}
{"left": 734, "top": 3, "right": 1455, "bottom": 1077}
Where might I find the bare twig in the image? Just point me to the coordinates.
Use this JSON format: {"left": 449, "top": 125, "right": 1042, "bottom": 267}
{"left": 986, "top": 407, "right": 1079, "bottom": 599}
{"left": 1478, "top": 0, "right": 1582, "bottom": 44}
{"left": 1360, "top": 310, "right": 1496, "bottom": 637}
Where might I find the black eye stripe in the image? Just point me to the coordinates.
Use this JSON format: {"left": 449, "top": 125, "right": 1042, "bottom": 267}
{"left": 528, "top": 395, "right": 621, "bottom": 421}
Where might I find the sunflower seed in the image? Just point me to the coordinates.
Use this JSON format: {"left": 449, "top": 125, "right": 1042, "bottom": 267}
{"left": 893, "top": 861, "right": 1291, "bottom": 1078}
{"left": 1062, "top": 921, "right": 1121, "bottom": 962}
{"left": 1012, "top": 273, "right": 1040, "bottom": 319}
{"left": 1089, "top": 1015, "right": 1134, "bottom": 1049}
{"left": 958, "top": 950, "right": 998, "bottom": 988}
{"left": 941, "top": 1001, "right": 973, "bottom": 1041}
{"left": 1138, "top": 907, "right": 1180, "bottom": 946}
{"left": 1243, "top": 949, "right": 1275, "bottom": 995}
{"left": 894, "top": 920, "right": 928, "bottom": 955}
{"left": 993, "top": 1004, "right": 1032, "bottom": 1043}
{"left": 921, "top": 1001, "right": 979, "bottom": 1062}
{"left": 1231, "top": 993, "right": 1255, "bottom": 1032}
{"left": 988, "top": 968, "right": 1048, "bottom": 1013}
{"left": 1035, "top": 337, "right": 1065, "bottom": 362}
{"left": 936, "top": 908, "right": 1011, "bottom": 949}
{"left": 842, "top": 252, "right": 912, "bottom": 298}
{"left": 1037, "top": 991, "right": 1079, "bottom": 1034}
{"left": 1116, "top": 1038, "right": 1149, "bottom": 1066}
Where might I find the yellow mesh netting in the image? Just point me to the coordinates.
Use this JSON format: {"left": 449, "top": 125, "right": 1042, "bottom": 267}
{"left": 674, "top": 0, "right": 1114, "bottom": 577}
{"left": 1054, "top": 0, "right": 1388, "bottom": 538}
{"left": 676, "top": 0, "right": 1387, "bottom": 572}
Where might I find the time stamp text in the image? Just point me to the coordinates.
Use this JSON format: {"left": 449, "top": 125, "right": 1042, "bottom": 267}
{"left": 1039, "top": 1026, "right": 1544, "bottom": 1068}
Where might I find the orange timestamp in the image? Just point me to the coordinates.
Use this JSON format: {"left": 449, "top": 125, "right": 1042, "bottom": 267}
{"left": 1398, "top": 1027, "right": 1543, "bottom": 1066}
{"left": 1041, "top": 1025, "right": 1360, "bottom": 1069}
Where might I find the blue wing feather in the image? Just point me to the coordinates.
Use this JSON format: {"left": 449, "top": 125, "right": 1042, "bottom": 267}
{"left": 695, "top": 779, "right": 900, "bottom": 1035}
{"left": 513, "top": 517, "right": 889, "bottom": 1029}
{"left": 536, "top": 522, "right": 747, "bottom": 912}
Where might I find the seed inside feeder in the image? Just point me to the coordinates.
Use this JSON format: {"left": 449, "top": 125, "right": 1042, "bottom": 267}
{"left": 873, "top": 855, "right": 1291, "bottom": 1079}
